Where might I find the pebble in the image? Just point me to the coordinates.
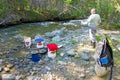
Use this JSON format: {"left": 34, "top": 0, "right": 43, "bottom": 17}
{"left": 4, "top": 67, "right": 10, "bottom": 72}
{"left": 79, "top": 73, "right": 85, "bottom": 78}
{"left": 67, "top": 49, "right": 76, "bottom": 56}
{"left": 0, "top": 66, "right": 3, "bottom": 72}
{"left": 1, "top": 74, "right": 15, "bottom": 80}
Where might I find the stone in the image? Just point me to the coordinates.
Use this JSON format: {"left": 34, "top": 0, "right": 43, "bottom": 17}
{"left": 0, "top": 66, "right": 3, "bottom": 72}
{"left": 4, "top": 67, "right": 10, "bottom": 72}
{"left": 74, "top": 54, "right": 80, "bottom": 58}
{"left": 13, "top": 34, "right": 22, "bottom": 39}
{"left": 0, "top": 59, "right": 3, "bottom": 64}
{"left": 6, "top": 64, "right": 14, "bottom": 69}
{"left": 45, "top": 66, "right": 51, "bottom": 71}
{"left": 1, "top": 74, "right": 15, "bottom": 80}
{"left": 81, "top": 54, "right": 90, "bottom": 61}
{"left": 45, "top": 32, "right": 55, "bottom": 38}
{"left": 0, "top": 38, "right": 5, "bottom": 42}
{"left": 95, "top": 64, "right": 109, "bottom": 77}
{"left": 15, "top": 75, "right": 22, "bottom": 80}
{"left": 58, "top": 61, "right": 67, "bottom": 65}
{"left": 52, "top": 35, "right": 61, "bottom": 42}
{"left": 116, "top": 45, "right": 120, "bottom": 50}
{"left": 79, "top": 73, "right": 85, "bottom": 78}
{"left": 67, "top": 49, "right": 76, "bottom": 56}
{"left": 90, "top": 76, "right": 107, "bottom": 80}
{"left": 114, "top": 76, "right": 120, "bottom": 80}
{"left": 32, "top": 67, "right": 41, "bottom": 71}
{"left": 60, "top": 53, "right": 64, "bottom": 56}
{"left": 27, "top": 76, "right": 40, "bottom": 80}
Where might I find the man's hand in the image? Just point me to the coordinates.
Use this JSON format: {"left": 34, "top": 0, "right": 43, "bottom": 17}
{"left": 81, "top": 20, "right": 88, "bottom": 26}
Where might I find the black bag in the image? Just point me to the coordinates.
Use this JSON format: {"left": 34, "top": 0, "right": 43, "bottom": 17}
{"left": 96, "top": 37, "right": 114, "bottom": 80}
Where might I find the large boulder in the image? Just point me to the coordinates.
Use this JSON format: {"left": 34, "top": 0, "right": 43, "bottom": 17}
{"left": 95, "top": 63, "right": 109, "bottom": 77}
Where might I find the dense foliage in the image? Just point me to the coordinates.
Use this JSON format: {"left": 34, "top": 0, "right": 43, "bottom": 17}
{"left": 0, "top": 0, "right": 120, "bottom": 29}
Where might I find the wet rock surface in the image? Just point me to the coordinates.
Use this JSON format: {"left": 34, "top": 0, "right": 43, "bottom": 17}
{"left": 0, "top": 20, "right": 120, "bottom": 80}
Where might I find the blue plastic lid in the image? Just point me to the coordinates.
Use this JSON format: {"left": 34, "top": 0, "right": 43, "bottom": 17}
{"left": 35, "top": 38, "right": 44, "bottom": 43}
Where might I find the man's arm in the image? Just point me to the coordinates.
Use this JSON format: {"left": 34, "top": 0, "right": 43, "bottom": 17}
{"left": 81, "top": 20, "right": 88, "bottom": 25}
{"left": 81, "top": 15, "right": 92, "bottom": 26}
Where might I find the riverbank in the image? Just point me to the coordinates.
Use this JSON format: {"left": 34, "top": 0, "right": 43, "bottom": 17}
{"left": 0, "top": 20, "right": 120, "bottom": 80}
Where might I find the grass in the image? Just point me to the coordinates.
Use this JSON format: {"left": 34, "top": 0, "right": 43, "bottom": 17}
{"left": 114, "top": 57, "right": 120, "bottom": 67}
{"left": 96, "top": 34, "right": 102, "bottom": 42}
{"left": 56, "top": 50, "right": 61, "bottom": 55}
{"left": 112, "top": 47, "right": 120, "bottom": 67}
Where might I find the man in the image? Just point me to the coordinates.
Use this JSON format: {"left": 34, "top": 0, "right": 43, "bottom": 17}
{"left": 81, "top": 8, "right": 101, "bottom": 48}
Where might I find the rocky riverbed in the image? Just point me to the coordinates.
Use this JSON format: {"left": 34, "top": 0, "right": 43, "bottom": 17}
{"left": 0, "top": 20, "right": 120, "bottom": 80}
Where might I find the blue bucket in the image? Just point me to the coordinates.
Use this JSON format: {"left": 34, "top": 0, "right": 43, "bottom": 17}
{"left": 31, "top": 54, "right": 40, "bottom": 62}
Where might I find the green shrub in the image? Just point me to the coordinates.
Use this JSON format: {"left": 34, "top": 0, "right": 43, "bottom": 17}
{"left": 71, "top": 39, "right": 77, "bottom": 44}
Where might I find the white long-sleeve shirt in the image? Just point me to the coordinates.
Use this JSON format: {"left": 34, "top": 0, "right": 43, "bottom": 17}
{"left": 81, "top": 14, "right": 101, "bottom": 27}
